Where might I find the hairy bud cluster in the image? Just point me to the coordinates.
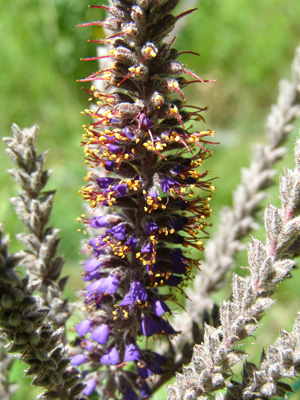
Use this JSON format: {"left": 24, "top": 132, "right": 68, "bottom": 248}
{"left": 75, "top": 1, "right": 215, "bottom": 398}
{"left": 0, "top": 225, "right": 84, "bottom": 400}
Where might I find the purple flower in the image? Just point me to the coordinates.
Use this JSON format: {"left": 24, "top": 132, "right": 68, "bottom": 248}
{"left": 149, "top": 187, "right": 158, "bottom": 198}
{"left": 82, "top": 378, "right": 96, "bottom": 396}
{"left": 81, "top": 339, "right": 95, "bottom": 351}
{"left": 100, "top": 346, "right": 120, "bottom": 365}
{"left": 125, "top": 236, "right": 137, "bottom": 248}
{"left": 140, "top": 315, "right": 174, "bottom": 337}
{"left": 130, "top": 281, "right": 148, "bottom": 302}
{"left": 170, "top": 248, "right": 187, "bottom": 274}
{"left": 90, "top": 324, "right": 110, "bottom": 345}
{"left": 86, "top": 274, "right": 119, "bottom": 296}
{"left": 137, "top": 352, "right": 166, "bottom": 378}
{"left": 141, "top": 243, "right": 153, "bottom": 254}
{"left": 89, "top": 236, "right": 106, "bottom": 255}
{"left": 123, "top": 127, "right": 135, "bottom": 139}
{"left": 124, "top": 343, "right": 141, "bottom": 362}
{"left": 140, "top": 316, "right": 159, "bottom": 337}
{"left": 146, "top": 220, "right": 158, "bottom": 235}
{"left": 90, "top": 214, "right": 122, "bottom": 229}
{"left": 120, "top": 281, "right": 148, "bottom": 307}
{"left": 108, "top": 223, "right": 127, "bottom": 240}
{"left": 138, "top": 381, "right": 151, "bottom": 399}
{"left": 97, "top": 177, "right": 115, "bottom": 188}
{"left": 151, "top": 298, "right": 170, "bottom": 316}
{"left": 139, "top": 112, "right": 153, "bottom": 129}
{"left": 160, "top": 176, "right": 180, "bottom": 193}
{"left": 82, "top": 269, "right": 101, "bottom": 281}
{"left": 166, "top": 275, "right": 182, "bottom": 286}
{"left": 84, "top": 257, "right": 103, "bottom": 273}
{"left": 108, "top": 144, "right": 121, "bottom": 152}
{"left": 104, "top": 160, "right": 115, "bottom": 171}
{"left": 171, "top": 158, "right": 191, "bottom": 175}
{"left": 76, "top": 319, "right": 92, "bottom": 336}
{"left": 78, "top": 1, "right": 215, "bottom": 394}
{"left": 71, "top": 354, "right": 88, "bottom": 366}
{"left": 115, "top": 182, "right": 127, "bottom": 197}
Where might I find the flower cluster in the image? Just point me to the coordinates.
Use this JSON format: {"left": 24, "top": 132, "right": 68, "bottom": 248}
{"left": 74, "top": 1, "right": 215, "bottom": 398}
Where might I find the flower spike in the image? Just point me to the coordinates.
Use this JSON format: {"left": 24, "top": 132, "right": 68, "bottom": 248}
{"left": 77, "top": 1, "right": 215, "bottom": 398}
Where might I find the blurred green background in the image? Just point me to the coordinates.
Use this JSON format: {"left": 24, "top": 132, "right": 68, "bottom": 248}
{"left": 1, "top": 0, "right": 300, "bottom": 398}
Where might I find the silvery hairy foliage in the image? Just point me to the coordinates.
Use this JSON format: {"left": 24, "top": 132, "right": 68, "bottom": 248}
{"left": 3, "top": 124, "right": 73, "bottom": 331}
{"left": 0, "top": 223, "right": 85, "bottom": 400}
{"left": 1, "top": 1, "right": 300, "bottom": 400}
{"left": 0, "top": 125, "right": 85, "bottom": 399}
{"left": 167, "top": 134, "right": 300, "bottom": 399}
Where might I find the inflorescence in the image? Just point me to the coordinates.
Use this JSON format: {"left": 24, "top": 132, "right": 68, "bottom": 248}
{"left": 74, "top": 1, "right": 215, "bottom": 398}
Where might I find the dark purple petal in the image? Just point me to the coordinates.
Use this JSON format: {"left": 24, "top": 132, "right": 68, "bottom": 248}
{"left": 82, "top": 270, "right": 101, "bottom": 281}
{"left": 139, "top": 113, "right": 153, "bottom": 129}
{"left": 141, "top": 243, "right": 152, "bottom": 254}
{"left": 76, "top": 320, "right": 92, "bottom": 336}
{"left": 97, "top": 177, "right": 115, "bottom": 188}
{"left": 90, "top": 324, "right": 110, "bottom": 345}
{"left": 123, "top": 388, "right": 139, "bottom": 400}
{"left": 90, "top": 214, "right": 122, "bottom": 229}
{"left": 130, "top": 281, "right": 148, "bottom": 302}
{"left": 125, "top": 236, "right": 137, "bottom": 248}
{"left": 171, "top": 159, "right": 190, "bottom": 175}
{"left": 109, "top": 224, "right": 126, "bottom": 240}
{"left": 146, "top": 263, "right": 158, "bottom": 275}
{"left": 186, "top": 177, "right": 196, "bottom": 184}
{"left": 108, "top": 144, "right": 121, "bottom": 152}
{"left": 140, "top": 315, "right": 175, "bottom": 336}
{"left": 119, "top": 294, "right": 132, "bottom": 306}
{"left": 86, "top": 275, "right": 118, "bottom": 295}
{"left": 104, "top": 160, "right": 115, "bottom": 171}
{"left": 140, "top": 316, "right": 162, "bottom": 337}
{"left": 110, "top": 118, "right": 119, "bottom": 123}
{"left": 124, "top": 343, "right": 141, "bottom": 362}
{"left": 171, "top": 216, "right": 188, "bottom": 231}
{"left": 123, "top": 127, "right": 135, "bottom": 139}
{"left": 138, "top": 382, "right": 151, "bottom": 399}
{"left": 170, "top": 248, "right": 187, "bottom": 274}
{"left": 166, "top": 275, "right": 182, "bottom": 286}
{"left": 100, "top": 347, "right": 120, "bottom": 365}
{"left": 71, "top": 354, "right": 88, "bottom": 366}
{"left": 137, "top": 352, "right": 165, "bottom": 378}
{"left": 146, "top": 220, "right": 158, "bottom": 235}
{"left": 160, "top": 176, "right": 180, "bottom": 193}
{"left": 171, "top": 165, "right": 183, "bottom": 175}
{"left": 82, "top": 378, "right": 96, "bottom": 396}
{"left": 159, "top": 318, "right": 175, "bottom": 334}
{"left": 86, "top": 279, "right": 104, "bottom": 294}
{"left": 151, "top": 298, "right": 170, "bottom": 316}
{"left": 115, "top": 183, "right": 127, "bottom": 197}
{"left": 137, "top": 365, "right": 151, "bottom": 379}
{"left": 81, "top": 339, "right": 95, "bottom": 351}
{"left": 149, "top": 188, "right": 158, "bottom": 198}
{"left": 103, "top": 275, "right": 119, "bottom": 294}
{"left": 120, "top": 282, "right": 148, "bottom": 308}
{"left": 84, "top": 258, "right": 103, "bottom": 273}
